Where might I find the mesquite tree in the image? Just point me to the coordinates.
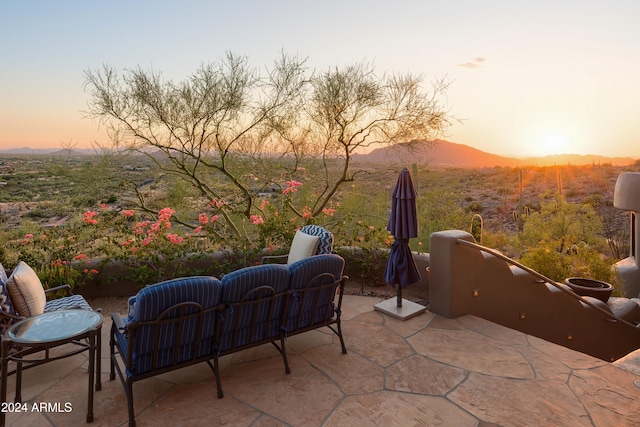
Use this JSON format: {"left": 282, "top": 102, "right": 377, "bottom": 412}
{"left": 301, "top": 62, "right": 451, "bottom": 217}
{"left": 84, "top": 52, "right": 452, "bottom": 244}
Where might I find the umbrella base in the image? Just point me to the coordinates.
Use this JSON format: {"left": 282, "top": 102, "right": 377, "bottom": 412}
{"left": 374, "top": 297, "right": 427, "bottom": 321}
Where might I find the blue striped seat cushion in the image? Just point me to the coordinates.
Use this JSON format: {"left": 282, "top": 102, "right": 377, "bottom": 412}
{"left": 117, "top": 276, "right": 222, "bottom": 376}
{"left": 218, "top": 264, "right": 290, "bottom": 350}
{"left": 44, "top": 294, "right": 93, "bottom": 312}
{"left": 286, "top": 254, "right": 345, "bottom": 331}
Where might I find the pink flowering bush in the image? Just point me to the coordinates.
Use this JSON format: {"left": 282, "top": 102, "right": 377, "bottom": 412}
{"left": 282, "top": 180, "right": 303, "bottom": 196}
{"left": 3, "top": 204, "right": 201, "bottom": 287}
{"left": 83, "top": 210, "right": 98, "bottom": 225}
{"left": 250, "top": 215, "right": 264, "bottom": 225}
{"left": 12, "top": 229, "right": 96, "bottom": 290}
{"left": 1, "top": 177, "right": 390, "bottom": 288}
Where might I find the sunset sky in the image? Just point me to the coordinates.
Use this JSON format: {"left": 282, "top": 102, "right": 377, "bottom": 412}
{"left": 1, "top": 0, "right": 639, "bottom": 158}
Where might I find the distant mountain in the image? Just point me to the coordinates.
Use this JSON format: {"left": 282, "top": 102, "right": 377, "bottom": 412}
{"left": 2, "top": 142, "right": 636, "bottom": 167}
{"left": 0, "top": 147, "right": 52, "bottom": 155}
{"left": 0, "top": 147, "right": 96, "bottom": 156}
{"left": 352, "top": 140, "right": 637, "bottom": 168}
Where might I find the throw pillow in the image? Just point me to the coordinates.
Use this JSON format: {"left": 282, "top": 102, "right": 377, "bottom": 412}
{"left": 287, "top": 230, "right": 320, "bottom": 265}
{"left": 6, "top": 261, "right": 46, "bottom": 317}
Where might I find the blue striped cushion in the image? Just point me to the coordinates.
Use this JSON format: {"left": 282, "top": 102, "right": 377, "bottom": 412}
{"left": 0, "top": 262, "right": 15, "bottom": 334}
{"left": 132, "top": 276, "right": 222, "bottom": 322}
{"left": 220, "top": 264, "right": 290, "bottom": 304}
{"left": 219, "top": 265, "right": 290, "bottom": 350}
{"left": 0, "top": 262, "right": 15, "bottom": 317}
{"left": 122, "top": 276, "right": 222, "bottom": 375}
{"left": 286, "top": 254, "right": 345, "bottom": 330}
{"left": 300, "top": 225, "right": 334, "bottom": 255}
{"left": 288, "top": 254, "right": 344, "bottom": 290}
{"left": 44, "top": 294, "right": 92, "bottom": 312}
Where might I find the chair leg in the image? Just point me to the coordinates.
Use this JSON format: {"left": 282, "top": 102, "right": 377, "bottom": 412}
{"left": 126, "top": 380, "right": 136, "bottom": 427}
{"left": 280, "top": 338, "right": 291, "bottom": 374}
{"left": 337, "top": 320, "right": 347, "bottom": 354}
{"left": 211, "top": 356, "right": 224, "bottom": 398}
{"left": 327, "top": 322, "right": 347, "bottom": 354}
{"left": 95, "top": 324, "right": 102, "bottom": 391}
{"left": 269, "top": 339, "right": 291, "bottom": 374}
{"left": 109, "top": 324, "right": 116, "bottom": 381}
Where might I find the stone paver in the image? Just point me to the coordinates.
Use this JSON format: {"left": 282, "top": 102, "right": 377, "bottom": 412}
{"left": 408, "top": 327, "right": 534, "bottom": 378}
{"left": 448, "top": 373, "right": 590, "bottom": 427}
{"left": 386, "top": 354, "right": 467, "bottom": 395}
{"left": 3, "top": 295, "right": 640, "bottom": 426}
{"left": 568, "top": 364, "right": 640, "bottom": 427}
{"left": 325, "top": 391, "right": 478, "bottom": 427}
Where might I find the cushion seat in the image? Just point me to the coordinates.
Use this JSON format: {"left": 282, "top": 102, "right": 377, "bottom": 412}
{"left": 113, "top": 276, "right": 222, "bottom": 376}
{"left": 44, "top": 294, "right": 93, "bottom": 312}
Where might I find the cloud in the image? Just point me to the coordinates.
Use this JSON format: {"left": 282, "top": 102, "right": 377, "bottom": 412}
{"left": 458, "top": 57, "right": 486, "bottom": 69}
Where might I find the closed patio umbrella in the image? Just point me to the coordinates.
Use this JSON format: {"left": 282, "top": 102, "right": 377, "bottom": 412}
{"left": 384, "top": 167, "right": 421, "bottom": 307}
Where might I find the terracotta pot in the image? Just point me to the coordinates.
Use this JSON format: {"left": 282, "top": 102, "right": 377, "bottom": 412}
{"left": 565, "top": 277, "right": 613, "bottom": 303}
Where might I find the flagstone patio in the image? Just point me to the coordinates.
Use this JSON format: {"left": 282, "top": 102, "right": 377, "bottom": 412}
{"left": 3, "top": 295, "right": 640, "bottom": 426}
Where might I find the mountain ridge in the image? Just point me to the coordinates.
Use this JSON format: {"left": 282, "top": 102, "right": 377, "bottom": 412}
{"left": 352, "top": 140, "right": 637, "bottom": 167}
{"left": 1, "top": 141, "right": 636, "bottom": 167}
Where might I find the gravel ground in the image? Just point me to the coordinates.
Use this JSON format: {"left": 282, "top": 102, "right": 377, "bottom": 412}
{"left": 87, "top": 296, "right": 130, "bottom": 317}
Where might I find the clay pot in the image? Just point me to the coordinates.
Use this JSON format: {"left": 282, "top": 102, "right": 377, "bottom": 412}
{"left": 565, "top": 277, "right": 613, "bottom": 302}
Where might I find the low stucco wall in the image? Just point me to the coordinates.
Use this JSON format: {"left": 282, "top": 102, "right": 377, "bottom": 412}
{"left": 429, "top": 230, "right": 640, "bottom": 361}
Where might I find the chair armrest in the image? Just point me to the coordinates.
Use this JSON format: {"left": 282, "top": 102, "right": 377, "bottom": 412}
{"left": 1, "top": 311, "right": 24, "bottom": 329}
{"left": 112, "top": 313, "right": 126, "bottom": 333}
{"left": 260, "top": 254, "right": 288, "bottom": 264}
{"left": 45, "top": 284, "right": 73, "bottom": 296}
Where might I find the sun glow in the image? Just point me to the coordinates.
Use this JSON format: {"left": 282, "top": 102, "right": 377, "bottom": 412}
{"left": 532, "top": 129, "right": 575, "bottom": 156}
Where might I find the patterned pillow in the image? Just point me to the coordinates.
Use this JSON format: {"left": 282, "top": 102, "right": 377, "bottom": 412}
{"left": 0, "top": 262, "right": 15, "bottom": 316}
{"left": 127, "top": 295, "right": 137, "bottom": 321}
{"left": 6, "top": 261, "right": 46, "bottom": 317}
{"left": 300, "top": 225, "right": 334, "bottom": 254}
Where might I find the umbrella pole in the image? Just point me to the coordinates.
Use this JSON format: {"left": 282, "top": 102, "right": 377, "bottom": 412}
{"left": 397, "top": 284, "right": 403, "bottom": 307}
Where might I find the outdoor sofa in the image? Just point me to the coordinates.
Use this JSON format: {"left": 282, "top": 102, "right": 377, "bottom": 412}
{"left": 110, "top": 253, "right": 348, "bottom": 427}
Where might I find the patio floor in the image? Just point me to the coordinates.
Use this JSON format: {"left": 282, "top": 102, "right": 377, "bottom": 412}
{"left": 4, "top": 294, "right": 640, "bottom": 426}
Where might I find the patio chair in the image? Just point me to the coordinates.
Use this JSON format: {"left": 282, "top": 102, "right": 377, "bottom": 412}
{"left": 261, "top": 224, "right": 334, "bottom": 265}
{"left": 110, "top": 276, "right": 223, "bottom": 427}
{"left": 215, "top": 263, "right": 292, "bottom": 396}
{"left": 1, "top": 260, "right": 98, "bottom": 401}
{"left": 1, "top": 261, "right": 93, "bottom": 335}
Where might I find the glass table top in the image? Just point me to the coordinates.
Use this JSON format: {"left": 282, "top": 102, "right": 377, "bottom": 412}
{"left": 7, "top": 309, "right": 102, "bottom": 344}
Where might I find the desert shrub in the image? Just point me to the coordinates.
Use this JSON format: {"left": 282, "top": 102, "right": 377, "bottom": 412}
{"left": 514, "top": 193, "right": 616, "bottom": 283}
{"left": 571, "top": 245, "right": 617, "bottom": 284}
{"left": 582, "top": 193, "right": 604, "bottom": 207}
{"left": 334, "top": 220, "right": 392, "bottom": 284}
{"left": 519, "top": 247, "right": 571, "bottom": 281}
{"left": 519, "top": 244, "right": 617, "bottom": 284}
{"left": 22, "top": 200, "right": 70, "bottom": 219}
{"left": 37, "top": 260, "right": 82, "bottom": 291}
{"left": 519, "top": 193, "right": 602, "bottom": 253}
{"left": 482, "top": 230, "right": 519, "bottom": 258}
{"left": 416, "top": 188, "right": 470, "bottom": 252}
{"left": 563, "top": 186, "right": 582, "bottom": 198}
{"left": 467, "top": 201, "right": 483, "bottom": 213}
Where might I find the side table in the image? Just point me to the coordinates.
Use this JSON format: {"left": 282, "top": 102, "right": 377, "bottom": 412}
{"left": 1, "top": 309, "right": 102, "bottom": 425}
